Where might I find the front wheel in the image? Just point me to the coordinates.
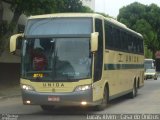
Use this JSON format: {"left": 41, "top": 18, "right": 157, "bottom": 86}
{"left": 94, "top": 87, "right": 108, "bottom": 111}
{"left": 154, "top": 77, "right": 157, "bottom": 80}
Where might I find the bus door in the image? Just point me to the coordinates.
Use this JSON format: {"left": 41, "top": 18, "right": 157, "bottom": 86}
{"left": 92, "top": 18, "right": 104, "bottom": 102}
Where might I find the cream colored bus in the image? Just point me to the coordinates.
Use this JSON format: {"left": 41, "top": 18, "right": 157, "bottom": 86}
{"left": 10, "top": 13, "right": 144, "bottom": 111}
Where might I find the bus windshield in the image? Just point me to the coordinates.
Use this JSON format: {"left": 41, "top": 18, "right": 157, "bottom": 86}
{"left": 25, "top": 18, "right": 92, "bottom": 36}
{"left": 144, "top": 60, "right": 154, "bottom": 70}
{"left": 22, "top": 38, "right": 91, "bottom": 81}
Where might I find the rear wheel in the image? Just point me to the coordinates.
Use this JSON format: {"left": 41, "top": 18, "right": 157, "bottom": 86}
{"left": 137, "top": 80, "right": 140, "bottom": 89}
{"left": 154, "top": 77, "right": 157, "bottom": 80}
{"left": 128, "top": 82, "right": 137, "bottom": 98}
{"left": 94, "top": 87, "right": 108, "bottom": 111}
{"left": 41, "top": 105, "right": 55, "bottom": 111}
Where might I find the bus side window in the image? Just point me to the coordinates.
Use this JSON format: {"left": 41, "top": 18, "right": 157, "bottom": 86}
{"left": 105, "top": 22, "right": 114, "bottom": 49}
{"left": 105, "top": 22, "right": 109, "bottom": 49}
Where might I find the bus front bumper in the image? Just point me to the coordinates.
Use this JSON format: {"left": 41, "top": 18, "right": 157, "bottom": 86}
{"left": 21, "top": 89, "right": 100, "bottom": 106}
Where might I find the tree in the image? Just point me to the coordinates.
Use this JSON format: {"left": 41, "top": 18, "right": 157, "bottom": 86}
{"left": 132, "top": 19, "right": 158, "bottom": 54}
{"left": 145, "top": 4, "right": 160, "bottom": 52}
{"left": 118, "top": 2, "right": 146, "bottom": 28}
{"left": 54, "top": 0, "right": 83, "bottom": 12}
{"left": 0, "top": 0, "right": 6, "bottom": 54}
{"left": 0, "top": 0, "right": 54, "bottom": 55}
{"left": 0, "top": 0, "right": 89, "bottom": 55}
{"left": 81, "top": 6, "right": 94, "bottom": 13}
{"left": 0, "top": 0, "right": 3, "bottom": 22}
{"left": 117, "top": 2, "right": 160, "bottom": 58}
{"left": 96, "top": 12, "right": 113, "bottom": 18}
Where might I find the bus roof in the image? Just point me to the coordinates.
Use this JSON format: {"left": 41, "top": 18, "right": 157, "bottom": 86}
{"left": 105, "top": 17, "right": 143, "bottom": 38}
{"left": 28, "top": 13, "right": 103, "bottom": 19}
{"left": 28, "top": 13, "right": 143, "bottom": 38}
{"left": 145, "top": 59, "right": 154, "bottom": 61}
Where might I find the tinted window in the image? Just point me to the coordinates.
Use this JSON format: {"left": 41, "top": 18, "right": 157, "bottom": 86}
{"left": 22, "top": 38, "right": 91, "bottom": 81}
{"left": 25, "top": 18, "right": 92, "bottom": 36}
{"left": 105, "top": 20, "right": 144, "bottom": 54}
{"left": 94, "top": 19, "right": 103, "bottom": 82}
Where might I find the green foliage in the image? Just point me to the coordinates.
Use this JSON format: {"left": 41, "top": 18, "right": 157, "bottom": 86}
{"left": 55, "top": 0, "right": 83, "bottom": 13}
{"left": 0, "top": 21, "right": 8, "bottom": 35}
{"left": 144, "top": 46, "right": 153, "bottom": 58}
{"left": 4, "top": 0, "right": 91, "bottom": 15}
{"left": 117, "top": 2, "right": 160, "bottom": 58}
{"left": 81, "top": 6, "right": 94, "bottom": 13}
{"left": 118, "top": 2, "right": 146, "bottom": 28}
{"left": 0, "top": 20, "right": 8, "bottom": 54}
{"left": 96, "top": 12, "right": 113, "bottom": 18}
{"left": 132, "top": 19, "right": 156, "bottom": 47}
{"left": 0, "top": 0, "right": 91, "bottom": 55}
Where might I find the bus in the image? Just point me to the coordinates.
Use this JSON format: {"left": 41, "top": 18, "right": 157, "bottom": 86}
{"left": 10, "top": 13, "right": 144, "bottom": 111}
{"left": 144, "top": 59, "right": 155, "bottom": 71}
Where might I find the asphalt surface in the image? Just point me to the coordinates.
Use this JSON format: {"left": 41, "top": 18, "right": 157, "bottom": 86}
{"left": 0, "top": 78, "right": 160, "bottom": 120}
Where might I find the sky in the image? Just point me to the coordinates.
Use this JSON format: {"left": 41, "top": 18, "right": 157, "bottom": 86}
{"left": 95, "top": 0, "right": 160, "bottom": 18}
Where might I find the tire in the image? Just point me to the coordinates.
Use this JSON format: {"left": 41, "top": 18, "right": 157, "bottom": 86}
{"left": 137, "top": 80, "right": 140, "bottom": 89}
{"left": 128, "top": 82, "right": 137, "bottom": 98}
{"left": 154, "top": 78, "right": 157, "bottom": 80}
{"left": 41, "top": 105, "right": 55, "bottom": 111}
{"left": 94, "top": 87, "right": 108, "bottom": 111}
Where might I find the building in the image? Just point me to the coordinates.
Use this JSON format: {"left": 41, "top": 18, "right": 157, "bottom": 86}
{"left": 81, "top": 0, "right": 95, "bottom": 11}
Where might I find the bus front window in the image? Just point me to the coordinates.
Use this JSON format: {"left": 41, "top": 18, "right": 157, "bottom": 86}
{"left": 22, "top": 38, "right": 91, "bottom": 81}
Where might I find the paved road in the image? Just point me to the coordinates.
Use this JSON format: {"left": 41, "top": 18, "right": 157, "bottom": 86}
{"left": 0, "top": 79, "right": 160, "bottom": 120}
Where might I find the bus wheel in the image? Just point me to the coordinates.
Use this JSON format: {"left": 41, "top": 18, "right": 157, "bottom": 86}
{"left": 128, "top": 82, "right": 137, "bottom": 98}
{"left": 41, "top": 105, "right": 55, "bottom": 111}
{"left": 154, "top": 77, "right": 157, "bottom": 80}
{"left": 94, "top": 87, "right": 108, "bottom": 111}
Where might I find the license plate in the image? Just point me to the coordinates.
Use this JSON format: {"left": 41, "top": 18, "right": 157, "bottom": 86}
{"left": 48, "top": 96, "right": 60, "bottom": 102}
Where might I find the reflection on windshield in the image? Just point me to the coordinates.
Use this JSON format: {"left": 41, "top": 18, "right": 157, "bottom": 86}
{"left": 22, "top": 38, "right": 91, "bottom": 81}
{"left": 144, "top": 61, "right": 154, "bottom": 69}
{"left": 25, "top": 18, "right": 92, "bottom": 36}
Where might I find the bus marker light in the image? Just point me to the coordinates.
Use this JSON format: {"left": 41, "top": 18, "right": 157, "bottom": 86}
{"left": 26, "top": 100, "right": 31, "bottom": 104}
{"left": 81, "top": 101, "right": 87, "bottom": 106}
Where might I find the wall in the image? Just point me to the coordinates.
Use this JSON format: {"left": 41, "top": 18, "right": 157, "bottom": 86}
{"left": 0, "top": 63, "right": 20, "bottom": 86}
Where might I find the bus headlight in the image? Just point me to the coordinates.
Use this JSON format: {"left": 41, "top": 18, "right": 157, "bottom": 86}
{"left": 74, "top": 85, "right": 91, "bottom": 92}
{"left": 21, "top": 84, "right": 35, "bottom": 91}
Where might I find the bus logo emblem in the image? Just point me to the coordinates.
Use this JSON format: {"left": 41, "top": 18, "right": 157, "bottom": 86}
{"left": 43, "top": 83, "right": 64, "bottom": 87}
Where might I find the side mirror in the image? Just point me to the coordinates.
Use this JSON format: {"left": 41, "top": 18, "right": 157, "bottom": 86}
{"left": 91, "top": 32, "right": 99, "bottom": 52}
{"left": 10, "top": 34, "right": 23, "bottom": 53}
